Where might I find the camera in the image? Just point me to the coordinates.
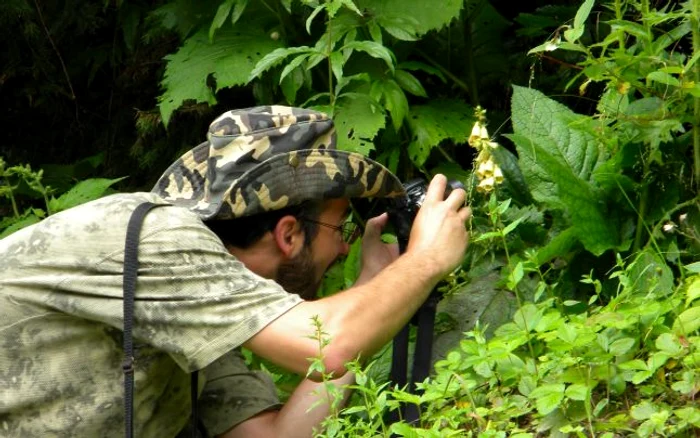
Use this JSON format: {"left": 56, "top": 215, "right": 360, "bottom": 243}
{"left": 386, "top": 178, "right": 464, "bottom": 249}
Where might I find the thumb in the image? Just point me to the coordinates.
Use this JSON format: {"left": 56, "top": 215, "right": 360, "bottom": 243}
{"left": 363, "top": 213, "right": 389, "bottom": 239}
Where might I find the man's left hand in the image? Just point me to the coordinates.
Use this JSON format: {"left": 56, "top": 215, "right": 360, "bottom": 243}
{"left": 355, "top": 213, "right": 399, "bottom": 285}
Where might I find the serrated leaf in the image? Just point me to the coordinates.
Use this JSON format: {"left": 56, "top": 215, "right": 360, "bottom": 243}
{"left": 359, "top": 0, "right": 463, "bottom": 36}
{"left": 686, "top": 277, "right": 700, "bottom": 305}
{"left": 329, "top": 51, "right": 344, "bottom": 82}
{"left": 279, "top": 53, "right": 310, "bottom": 84}
{"left": 508, "top": 133, "right": 618, "bottom": 255}
{"left": 511, "top": 86, "right": 605, "bottom": 184}
{"left": 49, "top": 178, "right": 126, "bottom": 213}
{"left": 673, "top": 306, "right": 700, "bottom": 335}
{"left": 209, "top": 0, "right": 234, "bottom": 41}
{"left": 333, "top": 95, "right": 385, "bottom": 155}
{"left": 382, "top": 79, "right": 408, "bottom": 131}
{"left": 230, "top": 0, "right": 248, "bottom": 25}
{"left": 655, "top": 333, "right": 683, "bottom": 356}
{"left": 508, "top": 86, "right": 618, "bottom": 255}
{"left": 341, "top": 41, "right": 395, "bottom": 73}
{"left": 159, "top": 27, "right": 284, "bottom": 125}
{"left": 513, "top": 304, "right": 542, "bottom": 333}
{"left": 306, "top": 5, "right": 324, "bottom": 34}
{"left": 490, "top": 145, "right": 533, "bottom": 205}
{"left": 529, "top": 383, "right": 565, "bottom": 415}
{"left": 394, "top": 70, "right": 427, "bottom": 97}
{"left": 249, "top": 46, "right": 314, "bottom": 82}
{"left": 406, "top": 99, "right": 474, "bottom": 166}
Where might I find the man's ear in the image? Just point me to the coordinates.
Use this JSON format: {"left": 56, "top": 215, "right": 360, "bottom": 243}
{"left": 272, "top": 215, "right": 305, "bottom": 258}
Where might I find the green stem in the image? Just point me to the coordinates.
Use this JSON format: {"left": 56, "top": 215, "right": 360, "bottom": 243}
{"left": 692, "top": 0, "right": 700, "bottom": 190}
{"left": 5, "top": 180, "right": 20, "bottom": 218}
{"left": 327, "top": 14, "right": 334, "bottom": 108}
{"left": 632, "top": 175, "right": 650, "bottom": 252}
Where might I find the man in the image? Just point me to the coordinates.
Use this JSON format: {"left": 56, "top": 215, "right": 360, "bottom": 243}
{"left": 0, "top": 106, "right": 471, "bottom": 437}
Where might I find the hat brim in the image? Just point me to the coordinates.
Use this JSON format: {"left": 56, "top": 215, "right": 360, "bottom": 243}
{"left": 211, "top": 149, "right": 405, "bottom": 220}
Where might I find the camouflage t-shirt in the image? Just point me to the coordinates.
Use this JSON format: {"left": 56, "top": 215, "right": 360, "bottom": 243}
{"left": 0, "top": 192, "right": 302, "bottom": 437}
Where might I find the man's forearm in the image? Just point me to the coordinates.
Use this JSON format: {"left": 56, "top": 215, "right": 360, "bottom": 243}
{"left": 273, "top": 372, "right": 355, "bottom": 437}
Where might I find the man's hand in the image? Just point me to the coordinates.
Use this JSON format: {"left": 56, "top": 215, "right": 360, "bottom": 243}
{"left": 406, "top": 174, "right": 471, "bottom": 278}
{"left": 355, "top": 213, "right": 399, "bottom": 285}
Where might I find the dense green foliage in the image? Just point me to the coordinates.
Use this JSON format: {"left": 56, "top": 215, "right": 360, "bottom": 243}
{"left": 1, "top": 0, "right": 699, "bottom": 436}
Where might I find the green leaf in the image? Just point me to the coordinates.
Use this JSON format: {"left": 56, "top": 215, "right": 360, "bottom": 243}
{"left": 382, "top": 79, "right": 408, "bottom": 131}
{"left": 394, "top": 70, "right": 427, "bottom": 97}
{"left": 280, "top": 66, "right": 305, "bottom": 104}
{"left": 279, "top": 54, "right": 310, "bottom": 86}
{"left": 565, "top": 383, "right": 589, "bottom": 401}
{"left": 529, "top": 383, "right": 565, "bottom": 415}
{"left": 49, "top": 177, "right": 126, "bottom": 213}
{"left": 329, "top": 51, "right": 344, "bottom": 82}
{"left": 508, "top": 87, "right": 618, "bottom": 255}
{"left": 655, "top": 333, "right": 683, "bottom": 356}
{"left": 230, "top": 0, "right": 248, "bottom": 25}
{"left": 306, "top": 5, "right": 325, "bottom": 34}
{"left": 686, "top": 277, "right": 700, "bottom": 305}
{"left": 209, "top": 0, "right": 235, "bottom": 41}
{"left": 159, "top": 27, "right": 284, "bottom": 125}
{"left": 332, "top": 95, "right": 385, "bottom": 155}
{"left": 341, "top": 41, "right": 395, "bottom": 73}
{"left": 684, "top": 262, "right": 700, "bottom": 273}
{"left": 359, "top": 0, "right": 463, "bottom": 36}
{"left": 406, "top": 99, "right": 474, "bottom": 166}
{"left": 508, "top": 133, "right": 618, "bottom": 255}
{"left": 490, "top": 145, "right": 534, "bottom": 205}
{"left": 572, "top": 0, "right": 594, "bottom": 32}
{"left": 675, "top": 407, "right": 700, "bottom": 427}
{"left": 647, "top": 71, "right": 680, "bottom": 87}
{"left": 510, "top": 86, "right": 605, "bottom": 185}
{"left": 534, "top": 228, "right": 578, "bottom": 266}
{"left": 0, "top": 214, "right": 43, "bottom": 239}
{"left": 513, "top": 304, "right": 542, "bottom": 333}
{"left": 609, "top": 337, "right": 636, "bottom": 356}
{"left": 673, "top": 306, "right": 700, "bottom": 335}
{"left": 249, "top": 46, "right": 314, "bottom": 82}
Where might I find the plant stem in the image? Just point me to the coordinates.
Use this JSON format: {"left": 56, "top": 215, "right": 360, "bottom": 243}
{"left": 632, "top": 175, "right": 649, "bottom": 252}
{"left": 692, "top": 0, "right": 700, "bottom": 190}
{"left": 327, "top": 13, "right": 334, "bottom": 108}
{"left": 4, "top": 179, "right": 20, "bottom": 218}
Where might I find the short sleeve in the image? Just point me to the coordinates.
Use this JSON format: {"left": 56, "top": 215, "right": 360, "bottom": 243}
{"left": 198, "top": 349, "right": 281, "bottom": 435}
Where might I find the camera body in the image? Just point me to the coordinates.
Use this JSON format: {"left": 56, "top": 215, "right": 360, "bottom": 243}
{"left": 386, "top": 178, "right": 464, "bottom": 248}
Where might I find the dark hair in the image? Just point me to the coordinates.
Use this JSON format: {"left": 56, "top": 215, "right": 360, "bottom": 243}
{"left": 204, "top": 201, "right": 323, "bottom": 249}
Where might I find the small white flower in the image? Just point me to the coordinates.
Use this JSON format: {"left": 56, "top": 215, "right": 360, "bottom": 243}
{"left": 663, "top": 222, "right": 677, "bottom": 233}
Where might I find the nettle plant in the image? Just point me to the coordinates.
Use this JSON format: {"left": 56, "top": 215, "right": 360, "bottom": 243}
{"left": 0, "top": 156, "right": 124, "bottom": 238}
{"left": 311, "top": 0, "right": 700, "bottom": 436}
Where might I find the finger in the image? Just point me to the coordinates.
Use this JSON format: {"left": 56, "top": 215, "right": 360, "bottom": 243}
{"left": 363, "top": 213, "right": 388, "bottom": 239}
{"left": 424, "top": 174, "right": 447, "bottom": 204}
{"left": 458, "top": 206, "right": 472, "bottom": 222}
{"left": 444, "top": 187, "right": 466, "bottom": 209}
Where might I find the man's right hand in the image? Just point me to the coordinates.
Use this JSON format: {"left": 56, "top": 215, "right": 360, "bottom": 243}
{"left": 406, "top": 174, "right": 471, "bottom": 279}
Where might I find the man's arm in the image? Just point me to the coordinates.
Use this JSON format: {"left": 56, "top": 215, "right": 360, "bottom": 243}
{"left": 244, "top": 174, "right": 471, "bottom": 377}
{"left": 218, "top": 372, "right": 356, "bottom": 438}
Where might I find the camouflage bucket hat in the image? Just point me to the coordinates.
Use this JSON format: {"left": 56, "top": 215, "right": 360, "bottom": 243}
{"left": 152, "top": 106, "right": 405, "bottom": 220}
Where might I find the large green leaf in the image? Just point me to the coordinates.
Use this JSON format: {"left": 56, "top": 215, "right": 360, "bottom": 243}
{"left": 357, "top": 0, "right": 463, "bottom": 36}
{"left": 158, "top": 26, "right": 283, "bottom": 125}
{"left": 48, "top": 177, "right": 126, "bottom": 213}
{"left": 511, "top": 85, "right": 606, "bottom": 186}
{"left": 406, "top": 99, "right": 474, "bottom": 167}
{"left": 508, "top": 133, "right": 618, "bottom": 255}
{"left": 332, "top": 95, "right": 386, "bottom": 155}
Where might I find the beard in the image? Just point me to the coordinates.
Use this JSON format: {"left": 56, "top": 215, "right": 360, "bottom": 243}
{"left": 275, "top": 245, "right": 320, "bottom": 300}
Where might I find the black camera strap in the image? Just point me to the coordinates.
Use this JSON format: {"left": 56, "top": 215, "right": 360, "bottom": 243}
{"left": 122, "top": 202, "right": 200, "bottom": 438}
